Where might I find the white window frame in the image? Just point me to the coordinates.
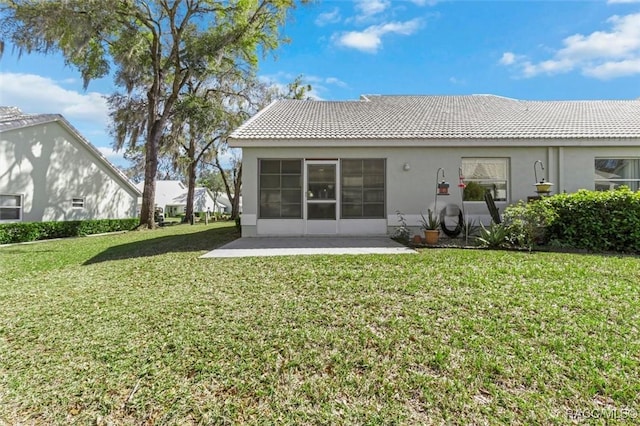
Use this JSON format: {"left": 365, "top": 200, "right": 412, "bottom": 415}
{"left": 72, "top": 197, "right": 85, "bottom": 209}
{"left": 595, "top": 158, "right": 640, "bottom": 191}
{"left": 0, "top": 194, "right": 23, "bottom": 222}
{"left": 461, "top": 158, "right": 509, "bottom": 202}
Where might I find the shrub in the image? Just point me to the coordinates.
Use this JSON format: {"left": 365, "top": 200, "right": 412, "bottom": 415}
{"left": 476, "top": 222, "right": 510, "bottom": 249}
{"left": 0, "top": 219, "right": 139, "bottom": 245}
{"left": 503, "top": 200, "right": 557, "bottom": 250}
{"left": 392, "top": 211, "right": 411, "bottom": 243}
{"left": 544, "top": 187, "right": 640, "bottom": 253}
{"left": 462, "top": 217, "right": 477, "bottom": 237}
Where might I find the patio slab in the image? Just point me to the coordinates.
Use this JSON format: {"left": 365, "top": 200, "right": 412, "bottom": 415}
{"left": 200, "top": 236, "right": 417, "bottom": 258}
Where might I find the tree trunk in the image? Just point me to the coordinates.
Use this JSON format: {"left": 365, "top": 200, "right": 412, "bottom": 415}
{"left": 231, "top": 162, "right": 242, "bottom": 219}
{"left": 185, "top": 141, "right": 197, "bottom": 225}
{"left": 215, "top": 156, "right": 242, "bottom": 220}
{"left": 139, "top": 121, "right": 162, "bottom": 229}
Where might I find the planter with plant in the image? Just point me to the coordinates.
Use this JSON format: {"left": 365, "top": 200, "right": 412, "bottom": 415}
{"left": 420, "top": 209, "right": 440, "bottom": 245}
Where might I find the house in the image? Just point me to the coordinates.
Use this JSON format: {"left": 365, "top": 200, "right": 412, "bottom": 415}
{"left": 137, "top": 180, "right": 230, "bottom": 217}
{"left": 228, "top": 94, "right": 640, "bottom": 236}
{"left": 0, "top": 107, "right": 140, "bottom": 223}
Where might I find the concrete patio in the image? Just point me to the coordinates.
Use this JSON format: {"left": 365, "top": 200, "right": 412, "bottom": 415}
{"left": 200, "top": 236, "right": 417, "bottom": 258}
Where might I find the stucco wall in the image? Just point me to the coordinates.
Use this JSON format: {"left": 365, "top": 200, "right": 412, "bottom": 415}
{"left": 559, "top": 146, "right": 640, "bottom": 194}
{"left": 1, "top": 122, "right": 138, "bottom": 222}
{"left": 239, "top": 143, "right": 639, "bottom": 236}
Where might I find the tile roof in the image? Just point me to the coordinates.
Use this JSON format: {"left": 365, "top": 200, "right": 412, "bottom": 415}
{"left": 229, "top": 95, "right": 640, "bottom": 141}
{"left": 0, "top": 106, "right": 62, "bottom": 131}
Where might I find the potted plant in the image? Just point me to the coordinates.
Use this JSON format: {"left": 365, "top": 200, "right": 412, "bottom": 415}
{"left": 420, "top": 209, "right": 440, "bottom": 245}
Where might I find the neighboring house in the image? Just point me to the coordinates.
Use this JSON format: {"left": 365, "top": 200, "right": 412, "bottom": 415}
{"left": 137, "top": 180, "right": 229, "bottom": 216}
{"left": 0, "top": 107, "right": 140, "bottom": 223}
{"left": 229, "top": 94, "right": 640, "bottom": 236}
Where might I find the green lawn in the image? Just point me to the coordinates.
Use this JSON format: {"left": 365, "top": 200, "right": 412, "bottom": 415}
{"left": 1, "top": 223, "right": 639, "bottom": 424}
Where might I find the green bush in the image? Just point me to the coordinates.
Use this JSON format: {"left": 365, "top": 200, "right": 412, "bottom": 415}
{"left": 544, "top": 187, "right": 640, "bottom": 253}
{"left": 0, "top": 219, "right": 139, "bottom": 245}
{"left": 503, "top": 200, "right": 557, "bottom": 250}
{"left": 488, "top": 188, "right": 640, "bottom": 253}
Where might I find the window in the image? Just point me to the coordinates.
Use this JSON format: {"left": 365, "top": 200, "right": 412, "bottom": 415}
{"left": 72, "top": 197, "right": 85, "bottom": 208}
{"left": 341, "top": 159, "right": 385, "bottom": 218}
{"left": 259, "top": 159, "right": 303, "bottom": 218}
{"left": 462, "top": 158, "right": 509, "bottom": 201}
{"left": 595, "top": 159, "right": 640, "bottom": 191}
{"left": 0, "top": 194, "right": 22, "bottom": 221}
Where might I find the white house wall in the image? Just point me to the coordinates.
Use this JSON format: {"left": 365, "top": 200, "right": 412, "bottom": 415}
{"left": 1, "top": 122, "right": 138, "bottom": 222}
{"left": 240, "top": 143, "right": 640, "bottom": 236}
{"left": 560, "top": 146, "right": 640, "bottom": 194}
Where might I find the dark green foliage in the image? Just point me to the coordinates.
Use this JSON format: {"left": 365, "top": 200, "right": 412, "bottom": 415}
{"left": 463, "top": 181, "right": 485, "bottom": 201}
{"left": 544, "top": 188, "right": 640, "bottom": 253}
{"left": 235, "top": 215, "right": 241, "bottom": 232}
{"left": 0, "top": 219, "right": 138, "bottom": 244}
{"left": 500, "top": 188, "right": 640, "bottom": 253}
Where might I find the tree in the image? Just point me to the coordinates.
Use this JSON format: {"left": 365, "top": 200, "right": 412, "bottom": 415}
{"left": 1, "top": 0, "right": 304, "bottom": 228}
{"left": 207, "top": 74, "right": 311, "bottom": 219}
{"left": 197, "top": 168, "right": 227, "bottom": 218}
{"left": 163, "top": 64, "right": 258, "bottom": 223}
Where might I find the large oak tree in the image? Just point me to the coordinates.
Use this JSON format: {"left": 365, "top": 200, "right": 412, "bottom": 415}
{"left": 1, "top": 0, "right": 303, "bottom": 227}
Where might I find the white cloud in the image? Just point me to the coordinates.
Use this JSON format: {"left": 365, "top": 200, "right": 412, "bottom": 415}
{"left": 259, "top": 73, "right": 349, "bottom": 99}
{"left": 97, "top": 146, "right": 127, "bottom": 166}
{"left": 0, "top": 72, "right": 109, "bottom": 125}
{"left": 584, "top": 58, "right": 640, "bottom": 79}
{"left": 315, "top": 7, "right": 341, "bottom": 26}
{"left": 500, "top": 13, "right": 640, "bottom": 79}
{"left": 0, "top": 72, "right": 126, "bottom": 165}
{"left": 355, "top": 0, "right": 390, "bottom": 21}
{"left": 334, "top": 19, "right": 423, "bottom": 53}
{"left": 499, "top": 52, "right": 517, "bottom": 65}
{"left": 336, "top": 31, "right": 382, "bottom": 53}
{"left": 325, "top": 77, "right": 349, "bottom": 88}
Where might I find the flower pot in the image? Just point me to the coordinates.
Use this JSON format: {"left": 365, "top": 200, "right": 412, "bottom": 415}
{"left": 412, "top": 235, "right": 423, "bottom": 245}
{"left": 424, "top": 229, "right": 439, "bottom": 245}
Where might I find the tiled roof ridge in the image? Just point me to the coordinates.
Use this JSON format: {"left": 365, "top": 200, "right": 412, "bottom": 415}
{"left": 0, "top": 106, "right": 63, "bottom": 128}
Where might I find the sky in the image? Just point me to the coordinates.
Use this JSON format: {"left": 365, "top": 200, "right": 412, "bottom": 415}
{"left": 1, "top": 0, "right": 640, "bottom": 168}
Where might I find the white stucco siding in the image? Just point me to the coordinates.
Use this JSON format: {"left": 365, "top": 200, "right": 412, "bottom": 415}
{"left": 241, "top": 145, "right": 555, "bottom": 234}
{"left": 561, "top": 146, "right": 640, "bottom": 194}
{"left": 0, "top": 122, "right": 138, "bottom": 222}
{"left": 239, "top": 142, "right": 640, "bottom": 236}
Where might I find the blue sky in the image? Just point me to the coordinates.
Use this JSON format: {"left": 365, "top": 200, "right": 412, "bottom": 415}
{"left": 1, "top": 0, "right": 640, "bottom": 167}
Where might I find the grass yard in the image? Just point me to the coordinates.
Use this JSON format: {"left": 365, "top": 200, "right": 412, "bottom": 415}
{"left": 1, "top": 222, "right": 639, "bottom": 425}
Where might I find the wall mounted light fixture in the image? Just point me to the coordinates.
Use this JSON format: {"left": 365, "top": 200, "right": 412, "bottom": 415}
{"left": 403, "top": 162, "right": 411, "bottom": 171}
